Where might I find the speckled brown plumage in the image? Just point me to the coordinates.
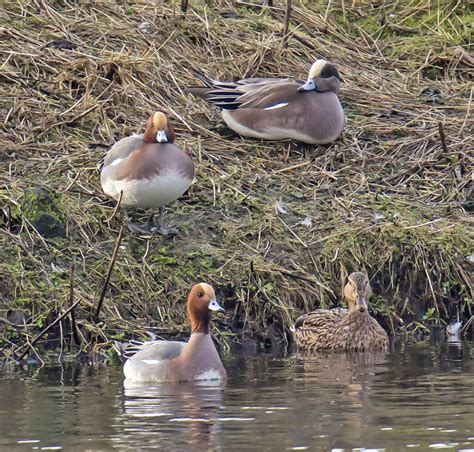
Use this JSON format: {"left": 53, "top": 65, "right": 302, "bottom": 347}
{"left": 292, "top": 272, "right": 389, "bottom": 352}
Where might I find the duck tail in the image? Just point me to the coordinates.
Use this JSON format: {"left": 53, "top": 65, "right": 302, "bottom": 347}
{"left": 187, "top": 69, "right": 240, "bottom": 99}
{"left": 112, "top": 341, "right": 128, "bottom": 364}
{"left": 192, "top": 69, "right": 217, "bottom": 88}
{"left": 186, "top": 86, "right": 213, "bottom": 99}
{"left": 112, "top": 331, "right": 157, "bottom": 363}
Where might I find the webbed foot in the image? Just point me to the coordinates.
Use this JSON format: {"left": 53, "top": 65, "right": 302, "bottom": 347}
{"left": 127, "top": 222, "right": 152, "bottom": 235}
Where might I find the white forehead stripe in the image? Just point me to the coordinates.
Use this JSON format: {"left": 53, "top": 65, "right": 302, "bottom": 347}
{"left": 308, "top": 59, "right": 328, "bottom": 79}
{"left": 264, "top": 102, "right": 289, "bottom": 111}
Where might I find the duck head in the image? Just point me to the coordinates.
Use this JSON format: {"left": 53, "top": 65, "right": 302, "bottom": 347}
{"left": 343, "top": 272, "right": 372, "bottom": 313}
{"left": 187, "top": 283, "right": 224, "bottom": 334}
{"left": 143, "top": 111, "right": 176, "bottom": 144}
{"left": 297, "top": 59, "right": 342, "bottom": 93}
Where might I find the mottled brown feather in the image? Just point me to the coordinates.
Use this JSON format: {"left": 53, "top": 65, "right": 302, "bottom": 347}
{"left": 293, "top": 273, "right": 389, "bottom": 352}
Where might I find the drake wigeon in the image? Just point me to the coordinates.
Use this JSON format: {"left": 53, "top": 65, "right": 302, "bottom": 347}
{"left": 188, "top": 59, "right": 345, "bottom": 144}
{"left": 114, "top": 283, "right": 227, "bottom": 383}
{"left": 291, "top": 272, "right": 389, "bottom": 352}
{"left": 100, "top": 112, "right": 195, "bottom": 235}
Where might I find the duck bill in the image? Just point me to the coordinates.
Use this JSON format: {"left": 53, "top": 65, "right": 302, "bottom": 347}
{"left": 156, "top": 129, "right": 168, "bottom": 143}
{"left": 208, "top": 298, "right": 225, "bottom": 313}
{"left": 297, "top": 79, "right": 316, "bottom": 92}
{"left": 356, "top": 296, "right": 367, "bottom": 312}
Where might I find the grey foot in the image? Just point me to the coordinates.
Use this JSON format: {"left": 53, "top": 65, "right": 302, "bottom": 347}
{"left": 150, "top": 224, "right": 179, "bottom": 237}
{"left": 127, "top": 222, "right": 152, "bottom": 235}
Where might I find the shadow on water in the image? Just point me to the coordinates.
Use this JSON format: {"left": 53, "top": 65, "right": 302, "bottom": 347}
{"left": 0, "top": 339, "right": 473, "bottom": 451}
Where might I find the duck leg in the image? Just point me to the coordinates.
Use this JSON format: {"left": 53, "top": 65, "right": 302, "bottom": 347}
{"left": 124, "top": 210, "right": 152, "bottom": 235}
{"left": 150, "top": 206, "right": 178, "bottom": 237}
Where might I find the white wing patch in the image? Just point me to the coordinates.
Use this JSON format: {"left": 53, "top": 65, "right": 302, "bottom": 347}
{"left": 142, "top": 359, "right": 162, "bottom": 365}
{"left": 264, "top": 102, "right": 289, "bottom": 111}
{"left": 110, "top": 157, "right": 124, "bottom": 167}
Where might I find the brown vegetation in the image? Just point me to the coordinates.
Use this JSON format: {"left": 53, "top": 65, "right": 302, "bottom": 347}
{"left": 0, "top": 0, "right": 472, "bottom": 359}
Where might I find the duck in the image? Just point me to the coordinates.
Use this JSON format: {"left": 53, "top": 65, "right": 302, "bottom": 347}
{"left": 100, "top": 112, "right": 195, "bottom": 235}
{"left": 291, "top": 272, "right": 389, "bottom": 352}
{"left": 187, "top": 59, "right": 345, "bottom": 144}
{"left": 114, "top": 283, "right": 227, "bottom": 384}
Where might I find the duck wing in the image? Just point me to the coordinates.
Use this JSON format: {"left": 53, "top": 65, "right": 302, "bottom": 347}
{"left": 101, "top": 134, "right": 144, "bottom": 169}
{"left": 295, "top": 308, "right": 348, "bottom": 329}
{"left": 130, "top": 340, "right": 186, "bottom": 362}
{"left": 114, "top": 339, "right": 186, "bottom": 363}
{"left": 187, "top": 73, "right": 303, "bottom": 110}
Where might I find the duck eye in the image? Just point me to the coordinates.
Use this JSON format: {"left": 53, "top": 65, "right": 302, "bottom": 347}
{"left": 197, "top": 291, "right": 204, "bottom": 297}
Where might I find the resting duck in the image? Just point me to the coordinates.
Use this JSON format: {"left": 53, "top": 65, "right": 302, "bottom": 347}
{"left": 100, "top": 112, "right": 195, "bottom": 235}
{"left": 187, "top": 59, "right": 345, "bottom": 144}
{"left": 114, "top": 283, "right": 227, "bottom": 384}
{"left": 291, "top": 272, "right": 389, "bottom": 352}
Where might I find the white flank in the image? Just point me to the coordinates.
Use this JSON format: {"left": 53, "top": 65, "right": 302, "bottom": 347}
{"left": 101, "top": 171, "right": 192, "bottom": 208}
{"left": 221, "top": 95, "right": 344, "bottom": 144}
{"left": 195, "top": 369, "right": 223, "bottom": 381}
{"left": 222, "top": 110, "right": 316, "bottom": 143}
{"left": 264, "top": 102, "right": 288, "bottom": 110}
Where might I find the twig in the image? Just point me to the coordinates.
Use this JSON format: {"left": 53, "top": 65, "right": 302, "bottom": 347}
{"left": 4, "top": 206, "right": 12, "bottom": 231}
{"left": 69, "top": 263, "right": 81, "bottom": 346}
{"left": 283, "top": 0, "right": 292, "bottom": 47}
{"left": 94, "top": 226, "right": 124, "bottom": 323}
{"left": 0, "top": 317, "right": 26, "bottom": 329}
{"left": 438, "top": 122, "right": 448, "bottom": 154}
{"left": 293, "top": 33, "right": 317, "bottom": 50}
{"left": 105, "top": 190, "right": 123, "bottom": 223}
{"left": 16, "top": 298, "right": 83, "bottom": 361}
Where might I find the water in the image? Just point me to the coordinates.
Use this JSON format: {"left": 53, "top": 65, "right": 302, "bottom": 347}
{"left": 0, "top": 340, "right": 473, "bottom": 451}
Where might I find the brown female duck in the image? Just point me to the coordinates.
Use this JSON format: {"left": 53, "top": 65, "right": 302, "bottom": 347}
{"left": 291, "top": 272, "right": 389, "bottom": 352}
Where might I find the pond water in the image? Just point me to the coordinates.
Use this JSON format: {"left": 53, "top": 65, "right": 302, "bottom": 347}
{"left": 0, "top": 339, "right": 473, "bottom": 451}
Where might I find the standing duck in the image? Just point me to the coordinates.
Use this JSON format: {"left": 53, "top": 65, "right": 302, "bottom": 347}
{"left": 187, "top": 59, "right": 345, "bottom": 144}
{"left": 114, "top": 283, "right": 227, "bottom": 384}
{"left": 291, "top": 272, "right": 389, "bottom": 352}
{"left": 100, "top": 112, "right": 194, "bottom": 235}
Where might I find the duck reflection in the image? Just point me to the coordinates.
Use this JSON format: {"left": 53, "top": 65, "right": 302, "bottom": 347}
{"left": 113, "top": 381, "right": 225, "bottom": 451}
{"left": 289, "top": 351, "right": 389, "bottom": 449}
{"left": 296, "top": 350, "right": 388, "bottom": 384}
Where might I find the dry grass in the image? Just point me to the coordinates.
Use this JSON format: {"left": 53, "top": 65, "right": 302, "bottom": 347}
{"left": 0, "top": 0, "right": 472, "bottom": 358}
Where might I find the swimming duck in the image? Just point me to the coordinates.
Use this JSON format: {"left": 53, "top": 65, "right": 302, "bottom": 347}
{"left": 100, "top": 112, "right": 195, "bottom": 235}
{"left": 187, "top": 59, "right": 345, "bottom": 144}
{"left": 291, "top": 272, "right": 389, "bottom": 352}
{"left": 114, "top": 283, "right": 227, "bottom": 383}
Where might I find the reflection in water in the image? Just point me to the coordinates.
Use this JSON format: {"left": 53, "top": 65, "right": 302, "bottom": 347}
{"left": 116, "top": 382, "right": 224, "bottom": 450}
{"left": 0, "top": 340, "right": 473, "bottom": 451}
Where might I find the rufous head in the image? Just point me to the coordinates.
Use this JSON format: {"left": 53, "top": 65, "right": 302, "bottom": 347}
{"left": 343, "top": 272, "right": 372, "bottom": 313}
{"left": 187, "top": 283, "right": 224, "bottom": 334}
{"left": 143, "top": 111, "right": 176, "bottom": 144}
{"left": 298, "top": 59, "right": 342, "bottom": 93}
